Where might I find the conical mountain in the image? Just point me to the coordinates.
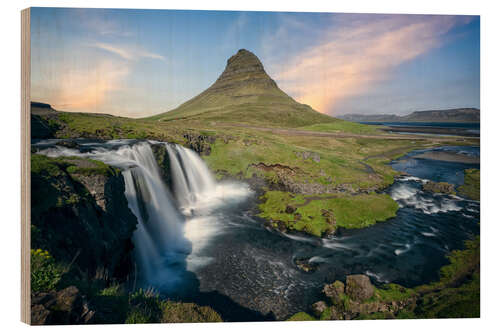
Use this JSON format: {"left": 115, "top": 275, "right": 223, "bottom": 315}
{"left": 149, "top": 49, "right": 336, "bottom": 127}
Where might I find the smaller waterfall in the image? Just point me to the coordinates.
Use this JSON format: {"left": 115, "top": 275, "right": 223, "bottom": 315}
{"left": 166, "top": 144, "right": 216, "bottom": 214}
{"left": 119, "top": 143, "right": 191, "bottom": 289}
{"left": 34, "top": 139, "right": 252, "bottom": 290}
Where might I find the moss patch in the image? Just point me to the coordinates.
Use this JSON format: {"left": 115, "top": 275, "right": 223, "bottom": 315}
{"left": 287, "top": 312, "right": 316, "bottom": 321}
{"left": 258, "top": 191, "right": 399, "bottom": 236}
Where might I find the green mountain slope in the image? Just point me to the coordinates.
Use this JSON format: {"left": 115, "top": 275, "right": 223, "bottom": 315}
{"left": 147, "top": 49, "right": 336, "bottom": 127}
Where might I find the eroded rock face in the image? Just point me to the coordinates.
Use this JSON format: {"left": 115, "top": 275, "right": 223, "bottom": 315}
{"left": 150, "top": 143, "right": 172, "bottom": 188}
{"left": 345, "top": 275, "right": 374, "bottom": 302}
{"left": 31, "top": 155, "right": 138, "bottom": 281}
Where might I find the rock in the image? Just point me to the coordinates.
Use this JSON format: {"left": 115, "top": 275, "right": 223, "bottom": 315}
{"left": 323, "top": 280, "right": 345, "bottom": 305}
{"left": 31, "top": 286, "right": 92, "bottom": 325}
{"left": 31, "top": 304, "right": 51, "bottom": 325}
{"left": 345, "top": 275, "right": 374, "bottom": 302}
{"left": 294, "top": 258, "right": 319, "bottom": 272}
{"left": 183, "top": 133, "right": 215, "bottom": 156}
{"left": 150, "top": 143, "right": 172, "bottom": 188}
{"left": 285, "top": 205, "right": 296, "bottom": 214}
{"left": 422, "top": 181, "right": 456, "bottom": 195}
{"left": 311, "top": 301, "right": 328, "bottom": 317}
{"left": 31, "top": 155, "right": 138, "bottom": 281}
{"left": 58, "top": 140, "right": 79, "bottom": 149}
{"left": 321, "top": 209, "right": 336, "bottom": 225}
{"left": 295, "top": 151, "right": 320, "bottom": 163}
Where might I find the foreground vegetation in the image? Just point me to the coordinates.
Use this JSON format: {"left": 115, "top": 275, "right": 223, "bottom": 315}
{"left": 458, "top": 168, "right": 480, "bottom": 201}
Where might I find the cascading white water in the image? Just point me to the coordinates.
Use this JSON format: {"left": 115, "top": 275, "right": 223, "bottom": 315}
{"left": 166, "top": 144, "right": 216, "bottom": 213}
{"left": 35, "top": 139, "right": 252, "bottom": 289}
{"left": 118, "top": 143, "right": 191, "bottom": 289}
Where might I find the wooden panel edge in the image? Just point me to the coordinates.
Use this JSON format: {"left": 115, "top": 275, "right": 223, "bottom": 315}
{"left": 21, "top": 7, "right": 31, "bottom": 325}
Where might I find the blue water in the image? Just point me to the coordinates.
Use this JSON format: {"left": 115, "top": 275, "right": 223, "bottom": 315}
{"left": 190, "top": 146, "right": 480, "bottom": 319}
{"left": 359, "top": 122, "right": 480, "bottom": 129}
{"left": 391, "top": 146, "right": 480, "bottom": 185}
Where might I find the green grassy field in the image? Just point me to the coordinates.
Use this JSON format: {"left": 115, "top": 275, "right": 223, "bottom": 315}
{"left": 33, "top": 105, "right": 479, "bottom": 236}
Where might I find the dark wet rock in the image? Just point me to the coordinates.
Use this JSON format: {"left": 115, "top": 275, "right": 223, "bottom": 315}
{"left": 422, "top": 181, "right": 456, "bottom": 195}
{"left": 311, "top": 301, "right": 327, "bottom": 317}
{"left": 31, "top": 286, "right": 93, "bottom": 325}
{"left": 150, "top": 143, "right": 172, "bottom": 188}
{"left": 294, "top": 258, "right": 319, "bottom": 273}
{"left": 346, "top": 275, "right": 374, "bottom": 302}
{"left": 58, "top": 140, "right": 79, "bottom": 149}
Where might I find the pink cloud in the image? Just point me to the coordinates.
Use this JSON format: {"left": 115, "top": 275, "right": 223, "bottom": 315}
{"left": 274, "top": 15, "right": 473, "bottom": 114}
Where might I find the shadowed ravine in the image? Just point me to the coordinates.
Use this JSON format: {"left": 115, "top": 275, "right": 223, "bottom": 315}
{"left": 33, "top": 140, "right": 480, "bottom": 320}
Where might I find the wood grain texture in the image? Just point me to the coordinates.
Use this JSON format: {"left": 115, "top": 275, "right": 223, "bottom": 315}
{"left": 21, "top": 7, "right": 31, "bottom": 325}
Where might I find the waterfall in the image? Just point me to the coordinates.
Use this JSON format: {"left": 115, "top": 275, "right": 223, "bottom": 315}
{"left": 166, "top": 144, "right": 216, "bottom": 214}
{"left": 118, "top": 143, "right": 191, "bottom": 289}
{"left": 35, "top": 139, "right": 251, "bottom": 291}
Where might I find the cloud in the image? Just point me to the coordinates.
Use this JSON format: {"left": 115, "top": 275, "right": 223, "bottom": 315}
{"left": 271, "top": 14, "right": 473, "bottom": 114}
{"left": 90, "top": 42, "right": 166, "bottom": 61}
{"left": 37, "top": 60, "right": 130, "bottom": 113}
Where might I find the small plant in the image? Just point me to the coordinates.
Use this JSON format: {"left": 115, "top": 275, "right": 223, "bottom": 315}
{"left": 125, "top": 288, "right": 163, "bottom": 324}
{"left": 31, "top": 249, "right": 63, "bottom": 293}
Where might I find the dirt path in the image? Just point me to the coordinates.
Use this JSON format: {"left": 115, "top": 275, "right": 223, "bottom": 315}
{"left": 224, "top": 123, "right": 477, "bottom": 141}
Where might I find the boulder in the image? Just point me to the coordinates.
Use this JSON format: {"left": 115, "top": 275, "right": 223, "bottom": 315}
{"left": 323, "top": 280, "right": 345, "bottom": 305}
{"left": 422, "top": 181, "right": 456, "bottom": 195}
{"left": 345, "top": 275, "right": 374, "bottom": 302}
{"left": 294, "top": 258, "right": 319, "bottom": 273}
{"left": 311, "top": 301, "right": 328, "bottom": 317}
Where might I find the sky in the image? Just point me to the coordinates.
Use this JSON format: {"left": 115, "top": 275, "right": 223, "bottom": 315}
{"left": 30, "top": 8, "right": 480, "bottom": 118}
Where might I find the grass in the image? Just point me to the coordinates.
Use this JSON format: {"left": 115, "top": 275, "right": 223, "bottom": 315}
{"left": 33, "top": 106, "right": 479, "bottom": 238}
{"left": 258, "top": 191, "right": 399, "bottom": 236}
{"left": 457, "top": 168, "right": 480, "bottom": 201}
{"left": 125, "top": 289, "right": 222, "bottom": 324}
{"left": 31, "top": 249, "right": 64, "bottom": 293}
{"left": 374, "top": 284, "right": 416, "bottom": 302}
{"left": 32, "top": 154, "right": 118, "bottom": 178}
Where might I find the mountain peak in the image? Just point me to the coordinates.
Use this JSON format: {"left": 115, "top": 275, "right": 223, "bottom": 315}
{"left": 149, "top": 49, "right": 336, "bottom": 127}
{"left": 212, "top": 49, "right": 276, "bottom": 91}
{"left": 226, "top": 49, "right": 263, "bottom": 68}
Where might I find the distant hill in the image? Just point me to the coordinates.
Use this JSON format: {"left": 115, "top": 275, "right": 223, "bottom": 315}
{"left": 147, "top": 49, "right": 336, "bottom": 127}
{"left": 339, "top": 108, "right": 480, "bottom": 123}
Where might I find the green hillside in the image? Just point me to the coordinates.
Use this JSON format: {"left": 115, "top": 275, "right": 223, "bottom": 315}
{"left": 147, "top": 49, "right": 336, "bottom": 127}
